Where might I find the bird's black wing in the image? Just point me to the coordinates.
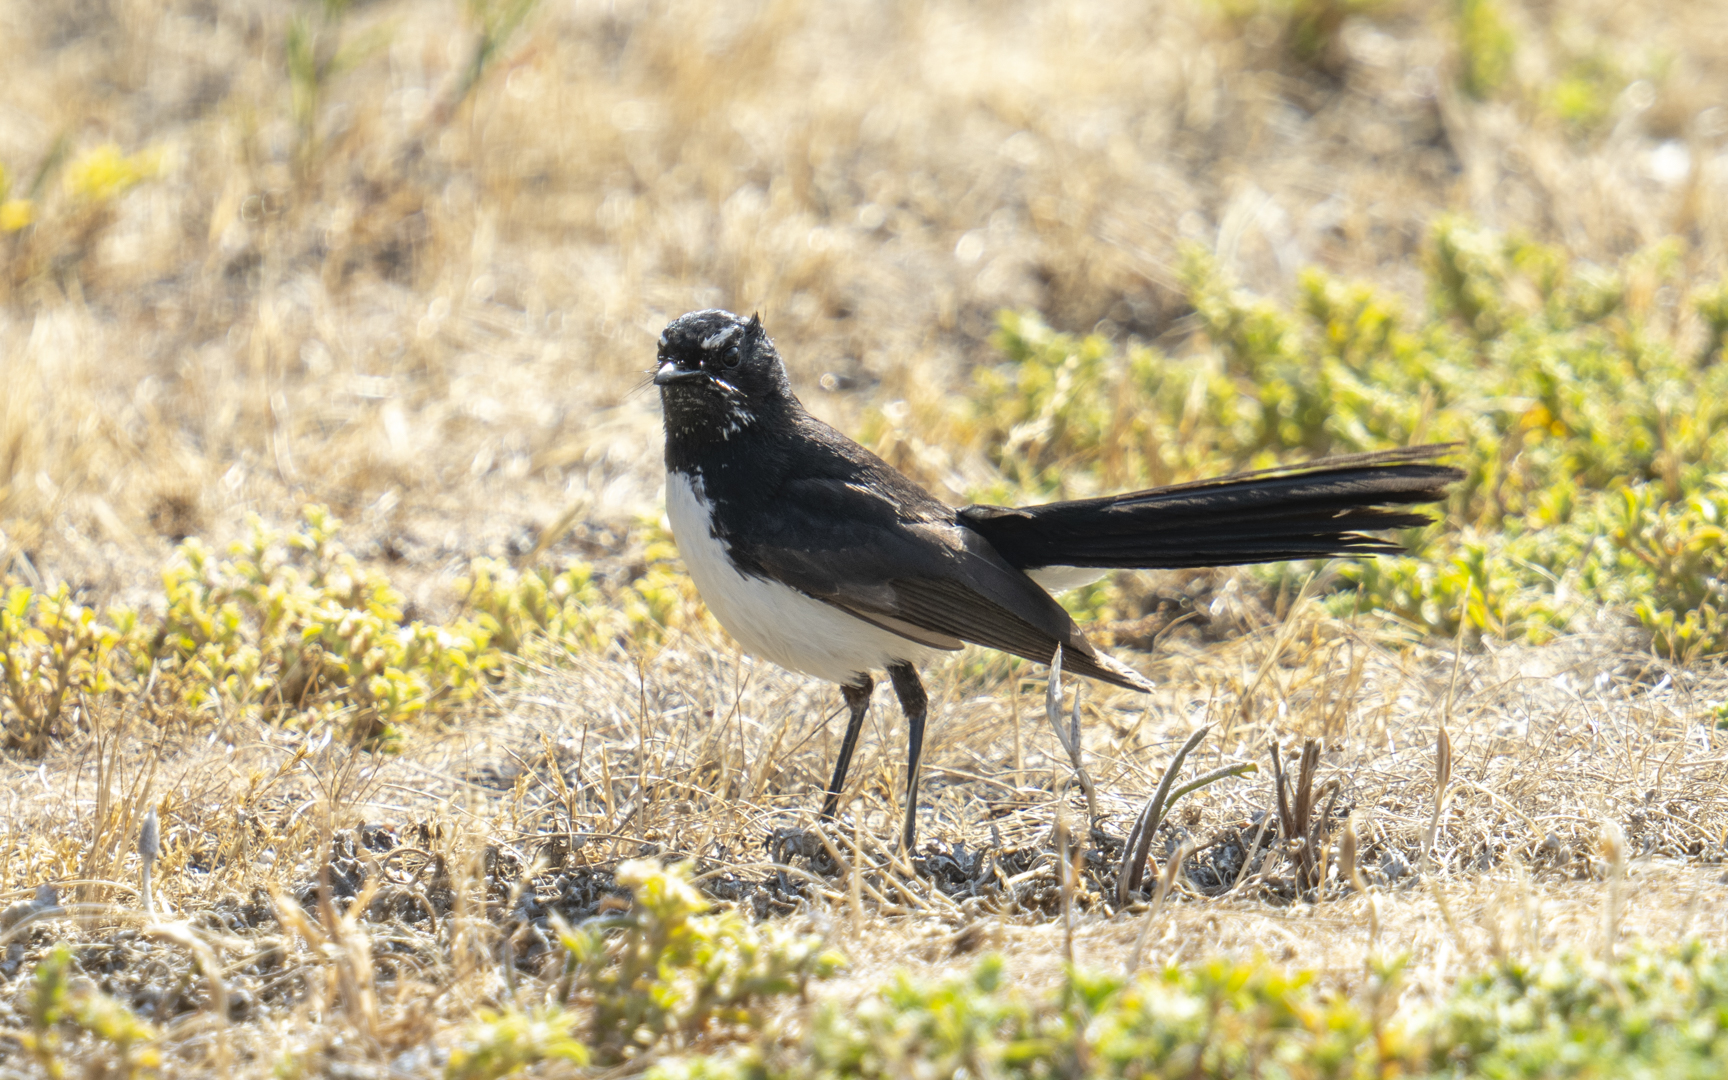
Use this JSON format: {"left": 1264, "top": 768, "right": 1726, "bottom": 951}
{"left": 723, "top": 475, "right": 1151, "bottom": 691}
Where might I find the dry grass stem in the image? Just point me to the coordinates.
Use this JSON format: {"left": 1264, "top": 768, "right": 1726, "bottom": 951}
{"left": 1600, "top": 818, "right": 1628, "bottom": 962}
{"left": 1044, "top": 646, "right": 1099, "bottom": 825}
{"left": 1116, "top": 724, "right": 1209, "bottom": 907}
{"left": 1126, "top": 840, "right": 1195, "bottom": 978}
{"left": 1422, "top": 725, "right": 1455, "bottom": 874}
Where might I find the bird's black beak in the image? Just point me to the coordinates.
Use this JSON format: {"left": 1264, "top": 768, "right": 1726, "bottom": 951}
{"left": 654, "top": 361, "right": 706, "bottom": 386}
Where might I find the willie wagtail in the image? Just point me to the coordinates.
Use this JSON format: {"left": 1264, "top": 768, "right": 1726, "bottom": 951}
{"left": 654, "top": 309, "right": 1461, "bottom": 850}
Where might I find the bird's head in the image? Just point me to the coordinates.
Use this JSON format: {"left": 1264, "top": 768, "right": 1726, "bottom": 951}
{"left": 653, "top": 309, "right": 793, "bottom": 438}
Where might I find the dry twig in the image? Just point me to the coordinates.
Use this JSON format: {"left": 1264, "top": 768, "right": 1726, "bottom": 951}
{"left": 1045, "top": 646, "right": 1098, "bottom": 825}
{"left": 1116, "top": 726, "right": 1257, "bottom": 907}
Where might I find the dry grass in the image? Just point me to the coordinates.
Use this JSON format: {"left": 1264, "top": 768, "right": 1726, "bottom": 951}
{"left": 1, "top": 612, "right": 1725, "bottom": 1072}
{"left": 2, "top": 0, "right": 1728, "bottom": 1073}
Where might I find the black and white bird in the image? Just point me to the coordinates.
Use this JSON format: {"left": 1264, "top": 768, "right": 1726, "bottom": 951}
{"left": 653, "top": 309, "right": 1460, "bottom": 850}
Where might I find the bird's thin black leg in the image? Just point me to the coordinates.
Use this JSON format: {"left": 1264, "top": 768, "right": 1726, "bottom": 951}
{"left": 887, "top": 661, "right": 929, "bottom": 852}
{"left": 820, "top": 676, "right": 873, "bottom": 821}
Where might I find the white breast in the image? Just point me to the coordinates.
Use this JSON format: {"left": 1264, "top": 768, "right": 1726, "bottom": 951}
{"left": 665, "top": 470, "right": 937, "bottom": 684}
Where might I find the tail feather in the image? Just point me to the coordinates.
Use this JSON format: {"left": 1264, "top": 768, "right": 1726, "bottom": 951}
{"left": 959, "top": 444, "right": 1463, "bottom": 572}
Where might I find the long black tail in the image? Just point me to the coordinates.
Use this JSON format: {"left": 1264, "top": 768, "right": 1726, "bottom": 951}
{"left": 958, "top": 444, "right": 1463, "bottom": 572}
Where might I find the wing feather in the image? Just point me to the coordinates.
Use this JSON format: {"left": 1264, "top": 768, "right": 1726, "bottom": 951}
{"left": 728, "top": 479, "right": 1149, "bottom": 690}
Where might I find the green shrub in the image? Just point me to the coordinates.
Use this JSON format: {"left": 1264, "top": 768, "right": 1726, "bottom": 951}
{"left": 0, "top": 505, "right": 704, "bottom": 752}
{"left": 147, "top": 506, "right": 500, "bottom": 740}
{"left": 20, "top": 945, "right": 160, "bottom": 1079}
{"left": 808, "top": 953, "right": 1410, "bottom": 1079}
{"left": 1613, "top": 480, "right": 1728, "bottom": 662}
{"left": 0, "top": 584, "right": 131, "bottom": 751}
{"left": 758, "top": 945, "right": 1728, "bottom": 1078}
{"left": 445, "top": 1006, "right": 590, "bottom": 1080}
{"left": 558, "top": 859, "right": 844, "bottom": 1063}
{"left": 906, "top": 219, "right": 1728, "bottom": 656}
{"left": 809, "top": 957, "right": 1047, "bottom": 1078}
{"left": 1454, "top": 0, "right": 1516, "bottom": 100}
{"left": 1420, "top": 943, "right": 1728, "bottom": 1077}
{"left": 460, "top": 520, "right": 701, "bottom": 658}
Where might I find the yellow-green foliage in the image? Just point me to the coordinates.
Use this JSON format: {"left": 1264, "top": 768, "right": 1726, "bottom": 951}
{"left": 62, "top": 144, "right": 161, "bottom": 203}
{"left": 1615, "top": 481, "right": 1728, "bottom": 662}
{"left": 944, "top": 220, "right": 1728, "bottom": 657}
{"left": 1445, "top": 1, "right": 1665, "bottom": 138}
{"left": 2, "top": 139, "right": 163, "bottom": 291}
{"left": 444, "top": 1006, "right": 590, "bottom": 1080}
{"left": 22, "top": 945, "right": 160, "bottom": 1079}
{"left": 1696, "top": 280, "right": 1728, "bottom": 366}
{"left": 0, "top": 160, "right": 35, "bottom": 231}
{"left": 1418, "top": 942, "right": 1728, "bottom": 1077}
{"left": 0, "top": 506, "right": 703, "bottom": 751}
{"left": 1454, "top": 0, "right": 1516, "bottom": 100}
{"left": 28, "top": 870, "right": 1728, "bottom": 1079}
{"left": 1544, "top": 53, "right": 1626, "bottom": 134}
{"left": 0, "top": 584, "right": 130, "bottom": 750}
{"left": 0, "top": 142, "right": 159, "bottom": 233}
{"left": 777, "top": 944, "right": 1728, "bottom": 1078}
{"left": 460, "top": 521, "right": 702, "bottom": 657}
{"left": 559, "top": 859, "right": 844, "bottom": 1063}
{"left": 807, "top": 954, "right": 1402, "bottom": 1079}
{"left": 150, "top": 505, "right": 500, "bottom": 735}
{"left": 811, "top": 957, "right": 1042, "bottom": 1078}
{"left": 446, "top": 859, "right": 841, "bottom": 1074}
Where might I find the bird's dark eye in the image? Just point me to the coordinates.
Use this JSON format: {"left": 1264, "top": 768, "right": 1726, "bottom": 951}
{"left": 721, "top": 346, "right": 742, "bottom": 369}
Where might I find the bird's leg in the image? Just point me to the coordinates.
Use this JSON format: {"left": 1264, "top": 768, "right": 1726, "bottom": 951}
{"left": 820, "top": 676, "right": 873, "bottom": 821}
{"left": 887, "top": 661, "right": 929, "bottom": 852}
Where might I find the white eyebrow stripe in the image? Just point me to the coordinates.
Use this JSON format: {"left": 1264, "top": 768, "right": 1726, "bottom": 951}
{"left": 701, "top": 325, "right": 741, "bottom": 349}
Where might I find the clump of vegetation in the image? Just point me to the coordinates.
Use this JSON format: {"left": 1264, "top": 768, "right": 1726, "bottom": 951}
{"left": 651, "top": 940, "right": 1728, "bottom": 1078}
{"left": 32, "top": 858, "right": 1728, "bottom": 1079}
{"left": 20, "top": 945, "right": 160, "bottom": 1079}
{"left": 0, "top": 583, "right": 131, "bottom": 753}
{"left": 149, "top": 505, "right": 506, "bottom": 745}
{"left": 799, "top": 952, "right": 1417, "bottom": 1079}
{"left": 0, "top": 160, "right": 38, "bottom": 232}
{"left": 892, "top": 219, "right": 1728, "bottom": 658}
{"left": 0, "top": 141, "right": 163, "bottom": 292}
{"left": 1454, "top": 0, "right": 1517, "bottom": 100}
{"left": 62, "top": 145, "right": 162, "bottom": 205}
{"left": 1446, "top": 0, "right": 1669, "bottom": 139}
{"left": 560, "top": 859, "right": 844, "bottom": 1062}
{"left": 1419, "top": 942, "right": 1728, "bottom": 1077}
{"left": 445, "top": 1005, "right": 591, "bottom": 1080}
{"left": 461, "top": 526, "right": 701, "bottom": 659}
{"left": 447, "top": 859, "right": 841, "bottom": 1076}
{"left": 0, "top": 506, "right": 705, "bottom": 752}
